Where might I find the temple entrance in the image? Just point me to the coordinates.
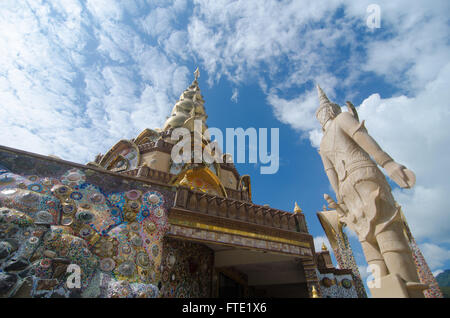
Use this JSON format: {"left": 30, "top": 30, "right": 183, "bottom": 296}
{"left": 162, "top": 235, "right": 314, "bottom": 298}
{"left": 207, "top": 242, "right": 310, "bottom": 298}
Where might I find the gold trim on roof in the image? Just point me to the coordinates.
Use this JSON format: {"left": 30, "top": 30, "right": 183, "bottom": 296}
{"left": 169, "top": 218, "right": 311, "bottom": 248}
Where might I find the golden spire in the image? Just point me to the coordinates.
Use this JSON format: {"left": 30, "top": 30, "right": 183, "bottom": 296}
{"left": 294, "top": 201, "right": 302, "bottom": 214}
{"left": 162, "top": 67, "right": 207, "bottom": 131}
{"left": 194, "top": 67, "right": 200, "bottom": 81}
{"left": 311, "top": 285, "right": 319, "bottom": 298}
{"left": 321, "top": 242, "right": 328, "bottom": 251}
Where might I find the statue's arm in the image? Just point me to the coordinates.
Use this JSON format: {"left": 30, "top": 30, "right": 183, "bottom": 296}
{"left": 337, "top": 112, "right": 392, "bottom": 165}
{"left": 337, "top": 112, "right": 414, "bottom": 188}
{"left": 319, "top": 151, "right": 340, "bottom": 199}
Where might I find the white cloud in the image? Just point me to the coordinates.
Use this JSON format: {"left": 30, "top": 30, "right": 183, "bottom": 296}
{"left": 164, "top": 30, "right": 190, "bottom": 60}
{"left": 231, "top": 88, "right": 238, "bottom": 103}
{"left": 0, "top": 0, "right": 187, "bottom": 164}
{"left": 433, "top": 269, "right": 444, "bottom": 278}
{"left": 308, "top": 129, "right": 323, "bottom": 149}
{"left": 351, "top": 0, "right": 450, "bottom": 92}
{"left": 419, "top": 243, "right": 450, "bottom": 271}
{"left": 140, "top": 7, "right": 174, "bottom": 38}
{"left": 86, "top": 0, "right": 124, "bottom": 22}
{"left": 188, "top": 0, "right": 351, "bottom": 86}
{"left": 267, "top": 88, "right": 319, "bottom": 133}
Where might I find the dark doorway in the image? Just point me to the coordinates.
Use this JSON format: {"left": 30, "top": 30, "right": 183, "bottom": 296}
{"left": 218, "top": 272, "right": 244, "bottom": 297}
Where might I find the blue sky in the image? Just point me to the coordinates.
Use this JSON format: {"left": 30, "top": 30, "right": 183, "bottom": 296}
{"left": 1, "top": 0, "right": 449, "bottom": 292}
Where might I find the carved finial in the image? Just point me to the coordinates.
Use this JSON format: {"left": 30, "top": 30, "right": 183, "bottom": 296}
{"left": 321, "top": 242, "right": 328, "bottom": 251}
{"left": 346, "top": 101, "right": 359, "bottom": 122}
{"left": 317, "top": 84, "right": 330, "bottom": 105}
{"left": 311, "top": 285, "right": 319, "bottom": 298}
{"left": 194, "top": 67, "right": 200, "bottom": 81}
{"left": 315, "top": 85, "right": 341, "bottom": 125}
{"left": 294, "top": 202, "right": 302, "bottom": 214}
{"left": 179, "top": 174, "right": 190, "bottom": 187}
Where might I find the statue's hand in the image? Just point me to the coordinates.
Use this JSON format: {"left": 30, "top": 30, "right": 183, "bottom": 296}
{"left": 384, "top": 161, "right": 416, "bottom": 188}
{"left": 324, "top": 194, "right": 338, "bottom": 209}
{"left": 324, "top": 194, "right": 347, "bottom": 218}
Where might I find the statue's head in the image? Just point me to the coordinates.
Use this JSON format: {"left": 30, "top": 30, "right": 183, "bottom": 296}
{"left": 315, "top": 85, "right": 341, "bottom": 128}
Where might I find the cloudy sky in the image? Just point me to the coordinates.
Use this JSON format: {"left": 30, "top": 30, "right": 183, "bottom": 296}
{"left": 1, "top": 0, "right": 449, "bottom": 292}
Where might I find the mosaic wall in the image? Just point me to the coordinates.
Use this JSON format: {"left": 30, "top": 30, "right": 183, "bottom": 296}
{"left": 316, "top": 269, "right": 358, "bottom": 298}
{"left": 160, "top": 237, "right": 213, "bottom": 298}
{"left": 332, "top": 229, "right": 367, "bottom": 298}
{"left": 410, "top": 240, "right": 443, "bottom": 298}
{"left": 403, "top": 218, "right": 444, "bottom": 298}
{"left": 0, "top": 149, "right": 174, "bottom": 298}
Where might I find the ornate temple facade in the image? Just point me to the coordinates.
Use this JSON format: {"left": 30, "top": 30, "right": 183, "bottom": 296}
{"left": 0, "top": 72, "right": 364, "bottom": 298}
